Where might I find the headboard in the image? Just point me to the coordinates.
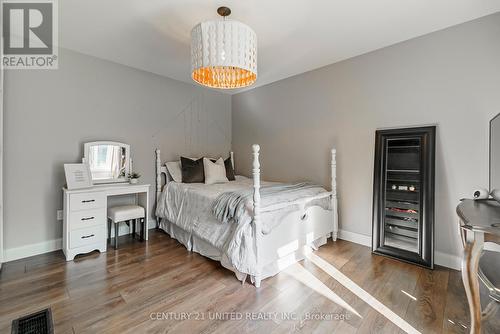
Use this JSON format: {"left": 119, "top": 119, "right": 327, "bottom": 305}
{"left": 155, "top": 149, "right": 234, "bottom": 204}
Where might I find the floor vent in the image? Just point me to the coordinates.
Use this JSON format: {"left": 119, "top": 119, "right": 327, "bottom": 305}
{"left": 11, "top": 308, "right": 53, "bottom": 334}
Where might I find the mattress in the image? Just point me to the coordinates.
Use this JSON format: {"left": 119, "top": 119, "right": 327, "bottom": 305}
{"left": 156, "top": 176, "right": 263, "bottom": 249}
{"left": 155, "top": 175, "right": 330, "bottom": 276}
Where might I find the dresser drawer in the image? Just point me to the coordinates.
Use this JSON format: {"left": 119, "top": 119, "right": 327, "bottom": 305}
{"left": 69, "top": 209, "right": 105, "bottom": 231}
{"left": 70, "top": 225, "right": 105, "bottom": 249}
{"left": 69, "top": 193, "right": 105, "bottom": 211}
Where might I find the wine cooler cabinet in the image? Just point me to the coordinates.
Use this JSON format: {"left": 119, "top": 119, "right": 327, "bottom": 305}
{"left": 372, "top": 126, "right": 435, "bottom": 268}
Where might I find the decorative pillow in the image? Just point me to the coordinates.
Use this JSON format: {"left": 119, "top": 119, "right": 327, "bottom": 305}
{"left": 203, "top": 157, "right": 229, "bottom": 184}
{"left": 224, "top": 157, "right": 236, "bottom": 181}
{"left": 209, "top": 156, "right": 235, "bottom": 181}
{"left": 165, "top": 161, "right": 182, "bottom": 183}
{"left": 181, "top": 157, "right": 205, "bottom": 183}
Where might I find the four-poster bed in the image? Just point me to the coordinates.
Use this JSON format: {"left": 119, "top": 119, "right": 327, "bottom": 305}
{"left": 155, "top": 145, "right": 339, "bottom": 287}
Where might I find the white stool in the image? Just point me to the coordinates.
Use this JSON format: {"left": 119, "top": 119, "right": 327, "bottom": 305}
{"left": 107, "top": 205, "right": 145, "bottom": 249}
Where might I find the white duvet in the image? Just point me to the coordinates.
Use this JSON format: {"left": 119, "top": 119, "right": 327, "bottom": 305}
{"left": 155, "top": 176, "right": 329, "bottom": 275}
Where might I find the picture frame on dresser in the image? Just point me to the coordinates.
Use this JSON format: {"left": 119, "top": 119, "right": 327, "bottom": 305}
{"left": 64, "top": 163, "right": 93, "bottom": 190}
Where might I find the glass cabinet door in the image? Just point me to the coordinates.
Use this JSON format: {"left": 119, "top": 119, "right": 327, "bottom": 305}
{"left": 383, "top": 137, "right": 421, "bottom": 253}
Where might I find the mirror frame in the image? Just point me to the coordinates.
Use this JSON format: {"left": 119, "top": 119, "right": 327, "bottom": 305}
{"left": 490, "top": 113, "right": 500, "bottom": 191}
{"left": 83, "top": 141, "right": 130, "bottom": 184}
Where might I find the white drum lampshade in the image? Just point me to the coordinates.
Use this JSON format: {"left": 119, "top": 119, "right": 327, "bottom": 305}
{"left": 191, "top": 7, "right": 257, "bottom": 89}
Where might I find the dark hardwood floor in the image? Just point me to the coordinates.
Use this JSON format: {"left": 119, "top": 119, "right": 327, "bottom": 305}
{"left": 0, "top": 229, "right": 496, "bottom": 333}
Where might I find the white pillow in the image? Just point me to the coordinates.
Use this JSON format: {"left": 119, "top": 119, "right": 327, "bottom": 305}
{"left": 203, "top": 157, "right": 228, "bottom": 185}
{"left": 165, "top": 161, "right": 182, "bottom": 183}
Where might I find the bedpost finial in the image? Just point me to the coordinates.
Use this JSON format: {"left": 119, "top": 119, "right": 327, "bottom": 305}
{"left": 252, "top": 144, "right": 260, "bottom": 153}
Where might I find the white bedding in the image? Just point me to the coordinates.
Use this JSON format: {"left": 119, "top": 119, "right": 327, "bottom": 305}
{"left": 155, "top": 175, "right": 330, "bottom": 276}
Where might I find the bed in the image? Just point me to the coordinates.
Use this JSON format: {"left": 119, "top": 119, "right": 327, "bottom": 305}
{"left": 155, "top": 145, "right": 339, "bottom": 287}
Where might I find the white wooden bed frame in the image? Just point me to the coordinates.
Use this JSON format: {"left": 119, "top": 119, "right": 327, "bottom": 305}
{"left": 155, "top": 145, "right": 339, "bottom": 287}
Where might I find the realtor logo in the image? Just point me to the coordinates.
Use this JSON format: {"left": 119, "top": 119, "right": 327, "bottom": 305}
{"left": 2, "top": 0, "right": 58, "bottom": 69}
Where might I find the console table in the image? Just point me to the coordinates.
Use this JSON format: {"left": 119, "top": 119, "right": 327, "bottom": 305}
{"left": 456, "top": 199, "right": 500, "bottom": 334}
{"left": 62, "top": 183, "right": 150, "bottom": 261}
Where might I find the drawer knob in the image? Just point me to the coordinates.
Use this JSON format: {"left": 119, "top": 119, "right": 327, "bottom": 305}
{"left": 81, "top": 216, "right": 95, "bottom": 221}
{"left": 81, "top": 199, "right": 95, "bottom": 203}
{"left": 81, "top": 234, "right": 95, "bottom": 239}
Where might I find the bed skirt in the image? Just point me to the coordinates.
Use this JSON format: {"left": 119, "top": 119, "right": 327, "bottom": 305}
{"left": 158, "top": 218, "right": 328, "bottom": 284}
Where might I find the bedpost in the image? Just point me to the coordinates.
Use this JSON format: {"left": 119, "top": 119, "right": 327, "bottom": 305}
{"left": 331, "top": 149, "right": 339, "bottom": 241}
{"left": 252, "top": 144, "right": 262, "bottom": 287}
{"left": 155, "top": 149, "right": 161, "bottom": 208}
{"left": 230, "top": 151, "right": 235, "bottom": 170}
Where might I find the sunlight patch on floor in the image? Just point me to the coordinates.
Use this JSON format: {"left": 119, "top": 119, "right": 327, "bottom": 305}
{"left": 305, "top": 249, "right": 421, "bottom": 334}
{"left": 284, "top": 263, "right": 361, "bottom": 318}
{"left": 401, "top": 290, "right": 417, "bottom": 301}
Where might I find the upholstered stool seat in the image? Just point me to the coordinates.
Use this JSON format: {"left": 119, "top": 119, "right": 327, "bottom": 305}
{"left": 108, "top": 205, "right": 144, "bottom": 222}
{"left": 107, "top": 205, "right": 145, "bottom": 249}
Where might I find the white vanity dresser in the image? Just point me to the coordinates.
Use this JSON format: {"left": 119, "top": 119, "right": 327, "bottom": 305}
{"left": 62, "top": 141, "right": 149, "bottom": 261}
{"left": 62, "top": 183, "right": 149, "bottom": 261}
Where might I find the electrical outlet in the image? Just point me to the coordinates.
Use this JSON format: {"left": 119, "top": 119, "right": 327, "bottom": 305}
{"left": 57, "top": 210, "right": 63, "bottom": 221}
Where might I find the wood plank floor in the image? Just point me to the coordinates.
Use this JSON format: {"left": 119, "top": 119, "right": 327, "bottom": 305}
{"left": 0, "top": 229, "right": 496, "bottom": 333}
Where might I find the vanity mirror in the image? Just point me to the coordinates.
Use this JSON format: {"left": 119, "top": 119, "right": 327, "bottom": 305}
{"left": 83, "top": 141, "right": 130, "bottom": 184}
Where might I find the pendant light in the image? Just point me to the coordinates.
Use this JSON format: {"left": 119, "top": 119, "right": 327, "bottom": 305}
{"left": 191, "top": 7, "right": 257, "bottom": 89}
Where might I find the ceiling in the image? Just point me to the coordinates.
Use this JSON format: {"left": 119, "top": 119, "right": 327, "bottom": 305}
{"left": 60, "top": 1, "right": 500, "bottom": 93}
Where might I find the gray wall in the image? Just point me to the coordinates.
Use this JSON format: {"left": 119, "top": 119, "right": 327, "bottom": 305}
{"left": 4, "top": 48, "right": 231, "bottom": 251}
{"left": 232, "top": 13, "right": 500, "bottom": 266}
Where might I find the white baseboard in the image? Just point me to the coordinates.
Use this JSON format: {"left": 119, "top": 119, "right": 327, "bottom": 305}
{"left": 435, "top": 251, "right": 461, "bottom": 271}
{"left": 338, "top": 229, "right": 371, "bottom": 247}
{"left": 4, "top": 219, "right": 159, "bottom": 263}
{"left": 114, "top": 218, "right": 157, "bottom": 236}
{"left": 4, "top": 224, "right": 463, "bottom": 270}
{"left": 4, "top": 238, "right": 62, "bottom": 262}
{"left": 148, "top": 218, "right": 157, "bottom": 229}
{"left": 338, "top": 229, "right": 461, "bottom": 271}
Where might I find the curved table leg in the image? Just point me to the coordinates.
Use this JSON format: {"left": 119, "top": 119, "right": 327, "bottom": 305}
{"left": 461, "top": 232, "right": 484, "bottom": 334}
